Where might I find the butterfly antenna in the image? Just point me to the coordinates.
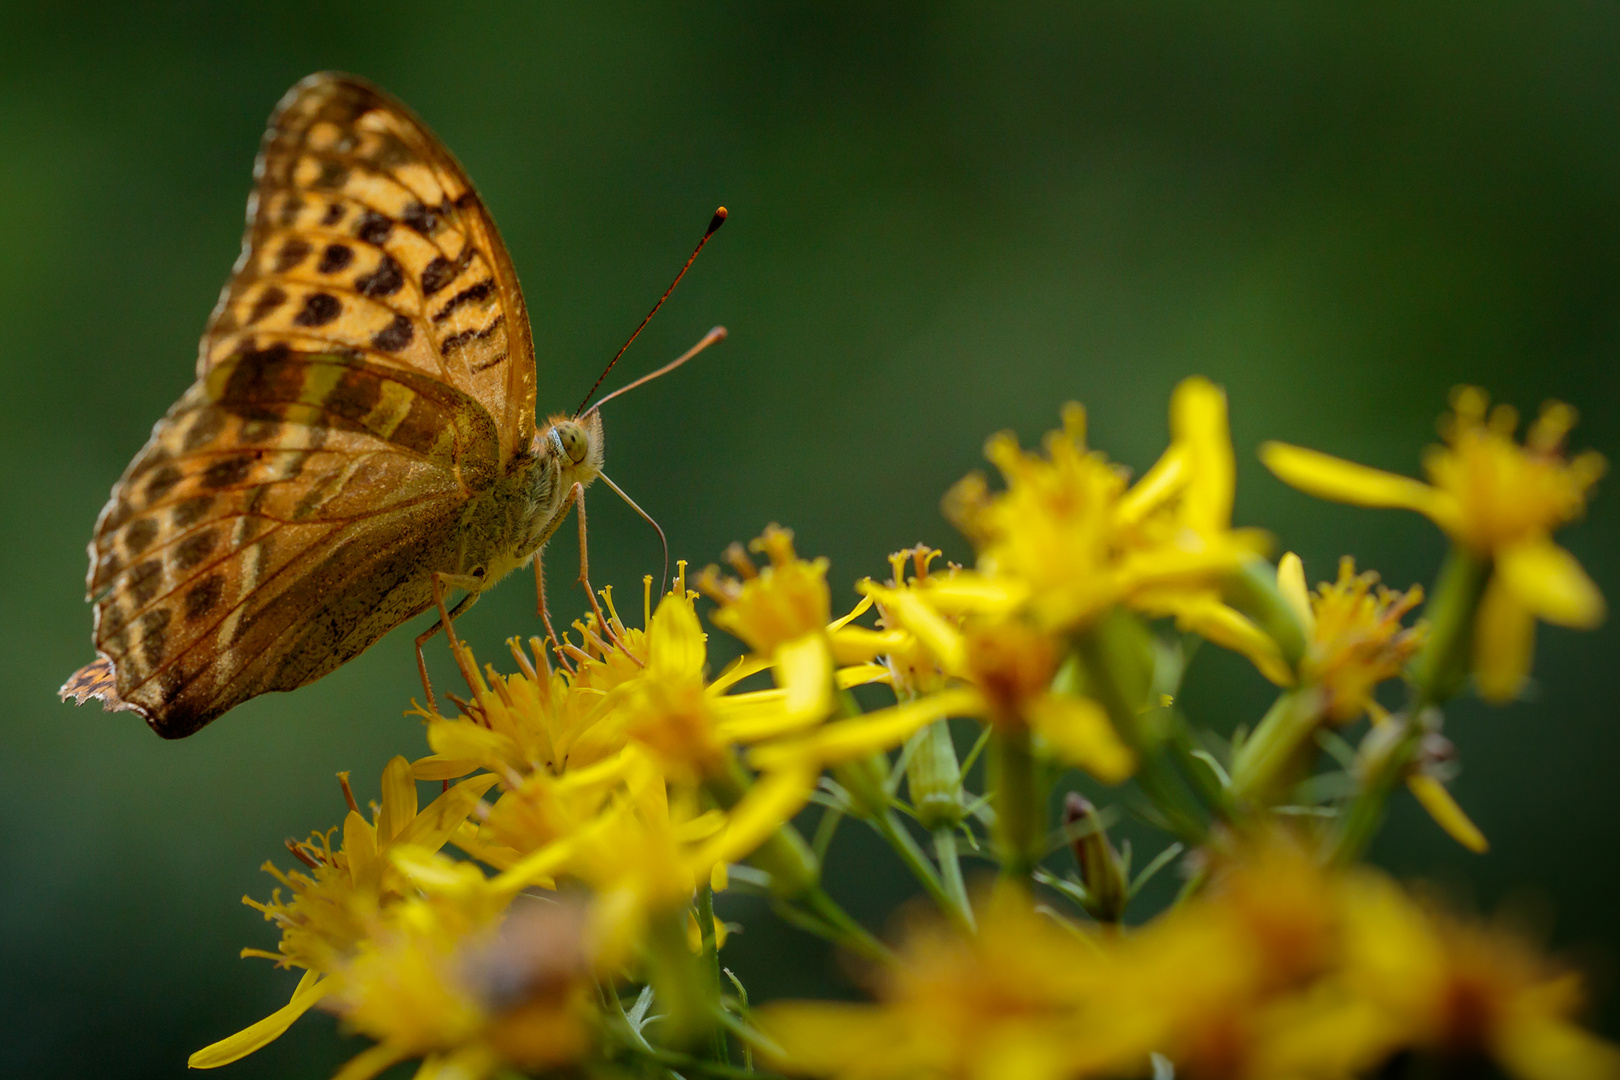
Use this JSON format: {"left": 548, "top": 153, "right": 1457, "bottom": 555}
{"left": 585, "top": 325, "right": 726, "bottom": 415}
{"left": 575, "top": 206, "right": 728, "bottom": 417}
{"left": 597, "top": 471, "right": 671, "bottom": 597}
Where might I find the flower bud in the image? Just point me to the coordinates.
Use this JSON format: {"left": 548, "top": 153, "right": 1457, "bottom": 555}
{"left": 906, "top": 720, "right": 964, "bottom": 831}
{"left": 1064, "top": 792, "right": 1128, "bottom": 923}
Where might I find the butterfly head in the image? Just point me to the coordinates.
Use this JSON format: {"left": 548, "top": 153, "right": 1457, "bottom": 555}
{"left": 539, "top": 410, "right": 605, "bottom": 485}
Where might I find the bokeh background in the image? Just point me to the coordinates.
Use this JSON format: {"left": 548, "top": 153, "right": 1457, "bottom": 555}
{"left": 4, "top": 3, "right": 1619, "bottom": 1076}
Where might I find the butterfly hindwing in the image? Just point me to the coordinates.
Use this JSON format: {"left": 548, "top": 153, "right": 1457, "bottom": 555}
{"left": 81, "top": 351, "right": 501, "bottom": 737}
{"left": 203, "top": 72, "right": 537, "bottom": 461}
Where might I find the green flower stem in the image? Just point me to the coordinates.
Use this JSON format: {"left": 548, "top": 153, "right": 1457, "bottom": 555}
{"left": 1410, "top": 547, "right": 1492, "bottom": 708}
{"left": 1075, "top": 610, "right": 1209, "bottom": 844}
{"left": 706, "top": 753, "right": 820, "bottom": 899}
{"left": 1225, "top": 556, "right": 1308, "bottom": 669}
{"left": 1229, "top": 687, "right": 1326, "bottom": 806}
{"left": 1329, "top": 547, "right": 1490, "bottom": 865}
{"left": 644, "top": 906, "right": 714, "bottom": 1051}
{"left": 991, "top": 724, "right": 1044, "bottom": 880}
{"left": 694, "top": 883, "right": 730, "bottom": 1064}
{"left": 869, "top": 808, "right": 973, "bottom": 932}
{"left": 798, "top": 887, "right": 895, "bottom": 964}
{"left": 933, "top": 827, "right": 976, "bottom": 930}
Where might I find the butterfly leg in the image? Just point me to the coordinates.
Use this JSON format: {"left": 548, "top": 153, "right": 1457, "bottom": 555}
{"left": 567, "top": 482, "right": 641, "bottom": 662}
{"left": 414, "top": 574, "right": 482, "bottom": 715}
{"left": 532, "top": 554, "right": 576, "bottom": 674}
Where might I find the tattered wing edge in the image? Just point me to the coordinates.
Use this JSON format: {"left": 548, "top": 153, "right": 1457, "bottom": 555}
{"left": 59, "top": 656, "right": 153, "bottom": 720}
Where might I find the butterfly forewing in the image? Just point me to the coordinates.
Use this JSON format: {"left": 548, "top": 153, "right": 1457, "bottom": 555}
{"left": 204, "top": 73, "right": 536, "bottom": 458}
{"left": 71, "top": 73, "right": 536, "bottom": 737}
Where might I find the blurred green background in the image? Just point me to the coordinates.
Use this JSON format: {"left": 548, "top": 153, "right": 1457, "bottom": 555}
{"left": 4, "top": 3, "right": 1619, "bottom": 1076}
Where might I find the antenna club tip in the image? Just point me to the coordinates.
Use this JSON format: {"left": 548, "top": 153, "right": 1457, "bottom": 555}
{"left": 709, "top": 325, "right": 728, "bottom": 342}
{"left": 707, "top": 207, "right": 728, "bottom": 234}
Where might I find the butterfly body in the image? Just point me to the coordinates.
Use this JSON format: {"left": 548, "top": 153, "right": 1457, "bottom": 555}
{"left": 62, "top": 72, "right": 612, "bottom": 738}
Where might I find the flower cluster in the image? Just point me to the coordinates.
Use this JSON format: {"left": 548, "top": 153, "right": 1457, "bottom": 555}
{"left": 193, "top": 380, "right": 1612, "bottom": 1080}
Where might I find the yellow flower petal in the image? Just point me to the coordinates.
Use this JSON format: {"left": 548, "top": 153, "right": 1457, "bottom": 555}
{"left": 1027, "top": 694, "right": 1136, "bottom": 783}
{"left": 1496, "top": 539, "right": 1605, "bottom": 629}
{"left": 1494, "top": 1014, "right": 1620, "bottom": 1080}
{"left": 331, "top": 1042, "right": 411, "bottom": 1080}
{"left": 1406, "top": 774, "right": 1488, "bottom": 854}
{"left": 1276, "top": 552, "right": 1314, "bottom": 635}
{"left": 649, "top": 594, "right": 707, "bottom": 680}
{"left": 1169, "top": 375, "right": 1235, "bottom": 533}
{"left": 1141, "top": 591, "right": 1295, "bottom": 687}
{"left": 395, "top": 774, "right": 501, "bottom": 853}
{"left": 776, "top": 633, "right": 835, "bottom": 725}
{"left": 188, "top": 970, "right": 330, "bottom": 1068}
{"left": 829, "top": 624, "right": 909, "bottom": 664}
{"left": 1262, "top": 441, "right": 1449, "bottom": 520}
{"left": 748, "top": 688, "right": 983, "bottom": 772}
{"left": 409, "top": 755, "right": 480, "bottom": 782}
{"left": 697, "top": 765, "right": 820, "bottom": 867}
{"left": 343, "top": 809, "right": 380, "bottom": 892}
{"left": 837, "top": 663, "right": 893, "bottom": 689}
{"left": 1474, "top": 574, "right": 1537, "bottom": 703}
{"left": 376, "top": 755, "right": 418, "bottom": 847}
{"left": 864, "top": 585, "right": 967, "bottom": 673}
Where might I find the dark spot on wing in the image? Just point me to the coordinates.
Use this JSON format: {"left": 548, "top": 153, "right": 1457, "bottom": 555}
{"left": 174, "top": 529, "right": 218, "bottom": 571}
{"left": 293, "top": 292, "right": 342, "bottom": 327}
{"left": 441, "top": 313, "right": 505, "bottom": 354}
{"left": 124, "top": 518, "right": 160, "bottom": 556}
{"left": 129, "top": 559, "right": 164, "bottom": 605}
{"left": 402, "top": 200, "right": 442, "bottom": 236}
{"left": 144, "top": 465, "right": 183, "bottom": 505}
{"left": 389, "top": 395, "right": 444, "bottom": 456}
{"left": 371, "top": 315, "right": 413, "bottom": 353}
{"left": 274, "top": 238, "right": 311, "bottom": 273}
{"left": 172, "top": 495, "right": 215, "bottom": 529}
{"left": 355, "top": 254, "right": 404, "bottom": 298}
{"left": 317, "top": 243, "right": 354, "bottom": 274}
{"left": 325, "top": 366, "right": 383, "bottom": 422}
{"left": 321, "top": 202, "right": 345, "bottom": 227}
{"left": 469, "top": 350, "right": 508, "bottom": 375}
{"left": 139, "top": 607, "right": 171, "bottom": 666}
{"left": 276, "top": 195, "right": 305, "bottom": 228}
{"left": 313, "top": 159, "right": 349, "bottom": 190}
{"left": 421, "top": 250, "right": 474, "bottom": 296}
{"left": 182, "top": 409, "right": 225, "bottom": 452}
{"left": 454, "top": 192, "right": 477, "bottom": 209}
{"left": 103, "top": 498, "right": 135, "bottom": 532}
{"left": 432, "top": 280, "right": 493, "bottom": 323}
{"left": 355, "top": 210, "right": 392, "bottom": 246}
{"left": 246, "top": 286, "right": 287, "bottom": 326}
{"left": 184, "top": 574, "right": 225, "bottom": 621}
{"left": 202, "top": 456, "right": 255, "bottom": 489}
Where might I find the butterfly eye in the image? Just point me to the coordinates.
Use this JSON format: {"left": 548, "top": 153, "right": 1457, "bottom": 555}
{"left": 554, "top": 422, "right": 589, "bottom": 465}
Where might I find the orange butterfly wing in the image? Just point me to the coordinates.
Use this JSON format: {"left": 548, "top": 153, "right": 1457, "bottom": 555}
{"left": 66, "top": 73, "right": 537, "bottom": 736}
{"left": 205, "top": 72, "right": 536, "bottom": 457}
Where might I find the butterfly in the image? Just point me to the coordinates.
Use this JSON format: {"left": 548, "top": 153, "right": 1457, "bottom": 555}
{"left": 60, "top": 72, "right": 723, "bottom": 738}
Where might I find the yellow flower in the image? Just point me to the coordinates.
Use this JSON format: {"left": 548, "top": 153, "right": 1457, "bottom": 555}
{"left": 1335, "top": 872, "right": 1620, "bottom": 1080}
{"left": 943, "top": 379, "right": 1272, "bottom": 681}
{"left": 759, "top": 888, "right": 1107, "bottom": 1080}
{"left": 189, "top": 761, "right": 497, "bottom": 1069}
{"left": 752, "top": 581, "right": 1134, "bottom": 785}
{"left": 1263, "top": 387, "right": 1605, "bottom": 702}
{"left": 699, "top": 524, "right": 833, "bottom": 655}
{"left": 320, "top": 895, "right": 598, "bottom": 1080}
{"left": 1278, "top": 554, "right": 1427, "bottom": 721}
